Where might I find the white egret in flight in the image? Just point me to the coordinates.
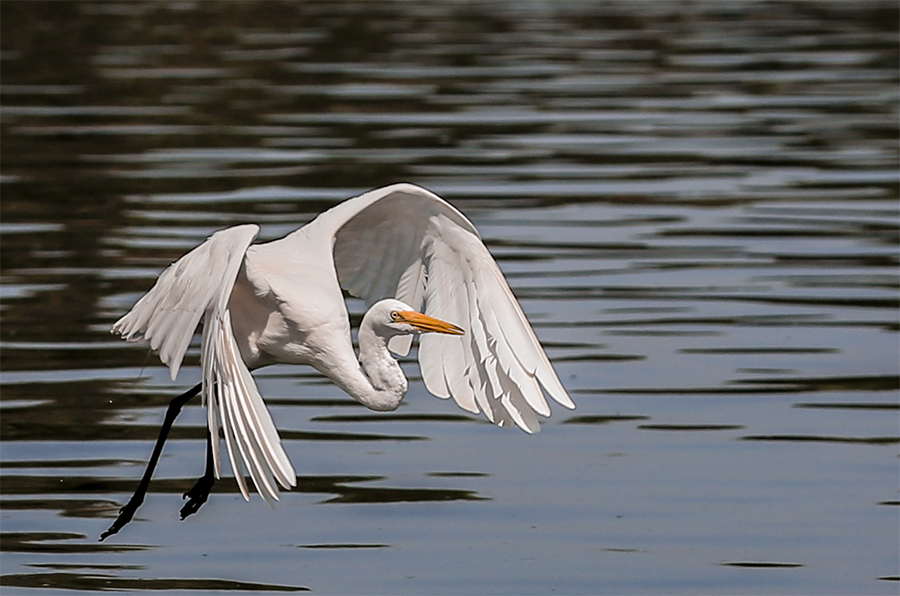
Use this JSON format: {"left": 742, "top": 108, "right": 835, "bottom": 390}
{"left": 100, "top": 183, "right": 573, "bottom": 540}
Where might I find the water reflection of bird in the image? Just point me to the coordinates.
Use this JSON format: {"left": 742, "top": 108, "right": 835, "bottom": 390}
{"left": 100, "top": 183, "right": 573, "bottom": 540}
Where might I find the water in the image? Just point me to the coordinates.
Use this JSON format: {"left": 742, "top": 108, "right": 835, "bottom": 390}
{"left": 1, "top": 1, "right": 898, "bottom": 594}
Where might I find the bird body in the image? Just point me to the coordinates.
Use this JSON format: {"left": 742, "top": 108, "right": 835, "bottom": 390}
{"left": 113, "top": 183, "right": 574, "bottom": 506}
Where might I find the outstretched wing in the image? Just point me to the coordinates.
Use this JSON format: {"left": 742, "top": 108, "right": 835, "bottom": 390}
{"left": 316, "top": 183, "right": 574, "bottom": 433}
{"left": 113, "top": 224, "right": 296, "bottom": 503}
{"left": 113, "top": 225, "right": 259, "bottom": 379}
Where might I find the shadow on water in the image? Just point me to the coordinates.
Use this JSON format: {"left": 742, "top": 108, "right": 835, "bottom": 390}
{"left": 1, "top": 533, "right": 146, "bottom": 554}
{"left": 1, "top": 571, "right": 309, "bottom": 592}
{"left": 1, "top": 473, "right": 485, "bottom": 502}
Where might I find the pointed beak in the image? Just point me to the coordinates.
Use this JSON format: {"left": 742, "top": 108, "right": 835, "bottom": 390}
{"left": 396, "top": 311, "right": 465, "bottom": 335}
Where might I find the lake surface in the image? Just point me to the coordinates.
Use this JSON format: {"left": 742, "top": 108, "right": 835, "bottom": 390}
{"left": 1, "top": 1, "right": 898, "bottom": 594}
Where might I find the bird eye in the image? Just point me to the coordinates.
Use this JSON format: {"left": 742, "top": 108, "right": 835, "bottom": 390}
{"left": 390, "top": 311, "right": 400, "bottom": 321}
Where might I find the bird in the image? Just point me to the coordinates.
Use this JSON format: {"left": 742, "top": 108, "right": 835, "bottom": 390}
{"left": 100, "top": 182, "right": 574, "bottom": 540}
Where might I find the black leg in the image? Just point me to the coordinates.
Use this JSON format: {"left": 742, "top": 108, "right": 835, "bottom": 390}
{"left": 180, "top": 428, "right": 216, "bottom": 520}
{"left": 100, "top": 382, "right": 202, "bottom": 541}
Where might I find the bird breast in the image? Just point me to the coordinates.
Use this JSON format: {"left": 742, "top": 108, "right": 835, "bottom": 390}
{"left": 228, "top": 246, "right": 356, "bottom": 375}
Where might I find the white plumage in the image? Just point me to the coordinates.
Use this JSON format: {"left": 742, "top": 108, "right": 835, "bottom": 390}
{"left": 113, "top": 183, "right": 574, "bottom": 503}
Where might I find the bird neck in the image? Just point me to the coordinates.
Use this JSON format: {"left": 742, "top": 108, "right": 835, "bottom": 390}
{"left": 352, "top": 322, "right": 408, "bottom": 412}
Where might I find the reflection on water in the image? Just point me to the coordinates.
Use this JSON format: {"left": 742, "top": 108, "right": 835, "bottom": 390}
{"left": 1, "top": 1, "right": 898, "bottom": 594}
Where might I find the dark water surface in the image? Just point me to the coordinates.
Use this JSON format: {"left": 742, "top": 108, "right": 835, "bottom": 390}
{"left": 1, "top": 1, "right": 898, "bottom": 594}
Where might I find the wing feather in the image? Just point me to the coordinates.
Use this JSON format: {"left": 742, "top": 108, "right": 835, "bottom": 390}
{"left": 421, "top": 243, "right": 476, "bottom": 408}
{"left": 387, "top": 257, "right": 426, "bottom": 356}
{"left": 473, "top": 268, "right": 551, "bottom": 417}
{"left": 203, "top": 293, "right": 296, "bottom": 503}
{"left": 453, "top": 244, "right": 508, "bottom": 422}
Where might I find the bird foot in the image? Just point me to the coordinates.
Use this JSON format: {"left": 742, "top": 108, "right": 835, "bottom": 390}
{"left": 180, "top": 473, "right": 215, "bottom": 520}
{"left": 99, "top": 495, "right": 143, "bottom": 541}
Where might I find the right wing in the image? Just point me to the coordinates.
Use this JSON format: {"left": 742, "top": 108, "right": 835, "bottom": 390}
{"left": 113, "top": 224, "right": 296, "bottom": 503}
{"left": 113, "top": 224, "right": 261, "bottom": 381}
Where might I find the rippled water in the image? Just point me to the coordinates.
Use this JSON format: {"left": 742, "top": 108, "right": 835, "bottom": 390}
{"left": 1, "top": 1, "right": 898, "bottom": 594}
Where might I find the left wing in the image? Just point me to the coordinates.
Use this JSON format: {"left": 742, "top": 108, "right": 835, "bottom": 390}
{"left": 313, "top": 183, "right": 574, "bottom": 432}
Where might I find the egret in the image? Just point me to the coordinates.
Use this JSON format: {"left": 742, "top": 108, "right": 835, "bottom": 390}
{"left": 100, "top": 183, "right": 574, "bottom": 540}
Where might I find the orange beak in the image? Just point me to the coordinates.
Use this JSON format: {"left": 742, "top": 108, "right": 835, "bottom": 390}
{"left": 396, "top": 311, "right": 465, "bottom": 335}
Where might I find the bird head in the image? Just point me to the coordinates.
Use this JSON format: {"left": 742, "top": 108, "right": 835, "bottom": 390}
{"left": 373, "top": 299, "right": 464, "bottom": 337}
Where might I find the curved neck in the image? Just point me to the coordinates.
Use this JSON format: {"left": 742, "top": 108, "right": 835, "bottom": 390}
{"left": 330, "top": 318, "right": 407, "bottom": 412}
